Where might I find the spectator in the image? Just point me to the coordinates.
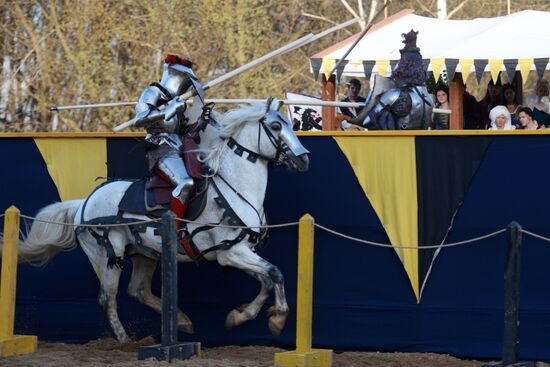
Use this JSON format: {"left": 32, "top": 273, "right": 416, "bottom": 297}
{"left": 487, "top": 82, "right": 504, "bottom": 110}
{"left": 463, "top": 91, "right": 484, "bottom": 129}
{"left": 480, "top": 82, "right": 504, "bottom": 128}
{"left": 488, "top": 105, "right": 515, "bottom": 130}
{"left": 516, "top": 106, "right": 542, "bottom": 130}
{"left": 339, "top": 78, "right": 366, "bottom": 119}
{"left": 503, "top": 84, "right": 521, "bottom": 125}
{"left": 526, "top": 79, "right": 550, "bottom": 128}
{"left": 432, "top": 85, "right": 450, "bottom": 129}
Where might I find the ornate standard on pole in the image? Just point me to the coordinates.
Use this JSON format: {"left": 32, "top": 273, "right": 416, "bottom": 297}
{"left": 138, "top": 211, "right": 200, "bottom": 362}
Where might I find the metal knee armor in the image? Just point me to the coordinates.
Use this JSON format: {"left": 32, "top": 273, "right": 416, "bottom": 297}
{"left": 157, "top": 155, "right": 194, "bottom": 204}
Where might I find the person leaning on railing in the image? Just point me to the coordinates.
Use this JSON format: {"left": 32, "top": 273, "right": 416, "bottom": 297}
{"left": 516, "top": 106, "right": 544, "bottom": 130}
{"left": 337, "top": 78, "right": 367, "bottom": 128}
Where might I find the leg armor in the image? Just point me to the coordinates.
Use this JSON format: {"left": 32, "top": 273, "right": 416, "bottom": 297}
{"left": 157, "top": 152, "right": 194, "bottom": 245}
{"left": 157, "top": 154, "right": 194, "bottom": 205}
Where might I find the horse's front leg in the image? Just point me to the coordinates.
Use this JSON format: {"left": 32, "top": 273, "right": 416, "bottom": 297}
{"left": 225, "top": 269, "right": 272, "bottom": 330}
{"left": 217, "top": 243, "right": 288, "bottom": 335}
{"left": 267, "top": 265, "right": 289, "bottom": 336}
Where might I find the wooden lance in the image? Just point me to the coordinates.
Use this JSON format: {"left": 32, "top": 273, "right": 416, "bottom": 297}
{"left": 50, "top": 98, "right": 451, "bottom": 115}
{"left": 112, "top": 18, "right": 360, "bottom": 132}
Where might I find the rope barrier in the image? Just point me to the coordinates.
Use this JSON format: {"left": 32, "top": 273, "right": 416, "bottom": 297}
{"left": 521, "top": 229, "right": 550, "bottom": 242}
{"left": 16, "top": 213, "right": 298, "bottom": 230}
{"left": 10, "top": 211, "right": 550, "bottom": 250}
{"left": 314, "top": 223, "right": 507, "bottom": 249}
{"left": 18, "top": 214, "right": 162, "bottom": 228}
{"left": 176, "top": 217, "right": 299, "bottom": 229}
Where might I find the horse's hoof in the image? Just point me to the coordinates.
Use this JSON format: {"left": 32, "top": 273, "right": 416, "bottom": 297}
{"left": 225, "top": 309, "right": 241, "bottom": 330}
{"left": 179, "top": 323, "right": 194, "bottom": 334}
{"left": 177, "top": 312, "right": 194, "bottom": 333}
{"left": 267, "top": 306, "right": 287, "bottom": 336}
{"left": 268, "top": 314, "right": 286, "bottom": 336}
{"left": 267, "top": 305, "right": 277, "bottom": 317}
{"left": 178, "top": 315, "right": 195, "bottom": 334}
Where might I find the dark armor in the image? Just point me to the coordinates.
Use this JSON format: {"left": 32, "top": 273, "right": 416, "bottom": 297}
{"left": 348, "top": 30, "right": 434, "bottom": 130}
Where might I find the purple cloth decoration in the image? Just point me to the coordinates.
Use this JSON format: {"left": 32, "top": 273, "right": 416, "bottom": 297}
{"left": 391, "top": 50, "right": 427, "bottom": 85}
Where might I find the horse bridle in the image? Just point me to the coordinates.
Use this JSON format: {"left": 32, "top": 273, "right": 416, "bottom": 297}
{"left": 225, "top": 110, "right": 287, "bottom": 166}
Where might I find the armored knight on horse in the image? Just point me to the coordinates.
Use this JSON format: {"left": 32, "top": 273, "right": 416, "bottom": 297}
{"left": 133, "top": 54, "right": 206, "bottom": 244}
{"left": 345, "top": 30, "right": 434, "bottom": 130}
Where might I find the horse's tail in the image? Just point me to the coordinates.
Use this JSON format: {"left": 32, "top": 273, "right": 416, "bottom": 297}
{"left": 0, "top": 200, "right": 83, "bottom": 265}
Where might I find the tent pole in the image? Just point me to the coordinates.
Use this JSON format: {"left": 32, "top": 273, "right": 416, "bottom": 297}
{"left": 321, "top": 74, "right": 336, "bottom": 130}
{"left": 449, "top": 73, "right": 464, "bottom": 130}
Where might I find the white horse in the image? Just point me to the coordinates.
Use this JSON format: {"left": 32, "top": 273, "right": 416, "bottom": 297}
{"left": 4, "top": 98, "right": 309, "bottom": 343}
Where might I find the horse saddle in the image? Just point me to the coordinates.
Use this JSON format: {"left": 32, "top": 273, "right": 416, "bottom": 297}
{"left": 118, "top": 175, "right": 208, "bottom": 220}
{"left": 118, "top": 138, "right": 208, "bottom": 219}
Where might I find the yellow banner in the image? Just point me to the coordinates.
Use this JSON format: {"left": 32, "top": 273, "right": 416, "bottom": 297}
{"left": 322, "top": 58, "right": 336, "bottom": 79}
{"left": 334, "top": 136, "right": 419, "bottom": 301}
{"left": 430, "top": 58, "right": 445, "bottom": 83}
{"left": 518, "top": 59, "right": 534, "bottom": 85}
{"left": 459, "top": 59, "right": 474, "bottom": 84}
{"left": 488, "top": 59, "right": 503, "bottom": 84}
{"left": 376, "top": 60, "right": 390, "bottom": 76}
{"left": 34, "top": 138, "right": 107, "bottom": 200}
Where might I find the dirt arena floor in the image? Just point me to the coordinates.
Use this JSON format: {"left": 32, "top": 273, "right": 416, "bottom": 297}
{"left": 1, "top": 337, "right": 548, "bottom": 367}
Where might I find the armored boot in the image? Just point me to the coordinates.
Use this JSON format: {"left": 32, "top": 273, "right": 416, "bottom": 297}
{"left": 157, "top": 155, "right": 195, "bottom": 246}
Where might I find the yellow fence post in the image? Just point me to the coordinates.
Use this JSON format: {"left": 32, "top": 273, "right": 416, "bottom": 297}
{"left": 0, "top": 206, "right": 37, "bottom": 357}
{"left": 274, "top": 214, "right": 332, "bottom": 367}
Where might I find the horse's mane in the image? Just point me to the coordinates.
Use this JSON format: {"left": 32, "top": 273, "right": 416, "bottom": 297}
{"left": 201, "top": 101, "right": 269, "bottom": 175}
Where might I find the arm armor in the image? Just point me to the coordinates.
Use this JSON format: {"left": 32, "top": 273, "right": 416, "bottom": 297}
{"left": 350, "top": 88, "right": 402, "bottom": 126}
{"left": 134, "top": 86, "right": 168, "bottom": 128}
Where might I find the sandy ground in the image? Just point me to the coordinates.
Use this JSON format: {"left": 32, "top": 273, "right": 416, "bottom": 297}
{"left": 1, "top": 337, "right": 548, "bottom": 367}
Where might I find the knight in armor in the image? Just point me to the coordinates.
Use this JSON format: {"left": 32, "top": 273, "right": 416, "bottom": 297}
{"left": 345, "top": 30, "right": 434, "bottom": 130}
{"left": 133, "top": 54, "right": 205, "bottom": 236}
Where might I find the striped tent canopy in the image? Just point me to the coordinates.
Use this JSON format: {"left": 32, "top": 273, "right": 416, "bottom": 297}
{"left": 310, "top": 9, "right": 550, "bottom": 86}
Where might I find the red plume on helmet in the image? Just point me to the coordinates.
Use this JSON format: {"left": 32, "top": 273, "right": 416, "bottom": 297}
{"left": 164, "top": 54, "right": 194, "bottom": 68}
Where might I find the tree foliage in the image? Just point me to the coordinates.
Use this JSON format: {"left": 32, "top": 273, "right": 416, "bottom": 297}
{"left": 0, "top": 0, "right": 548, "bottom": 131}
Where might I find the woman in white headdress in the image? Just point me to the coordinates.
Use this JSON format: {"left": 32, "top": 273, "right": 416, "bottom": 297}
{"left": 488, "top": 105, "right": 515, "bottom": 130}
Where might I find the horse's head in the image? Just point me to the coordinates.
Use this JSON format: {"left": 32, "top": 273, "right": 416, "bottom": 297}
{"left": 260, "top": 97, "right": 309, "bottom": 172}
{"left": 204, "top": 98, "right": 310, "bottom": 174}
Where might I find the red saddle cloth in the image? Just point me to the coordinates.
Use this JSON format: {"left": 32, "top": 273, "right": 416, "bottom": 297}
{"left": 145, "top": 174, "right": 173, "bottom": 208}
{"left": 181, "top": 137, "right": 202, "bottom": 179}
